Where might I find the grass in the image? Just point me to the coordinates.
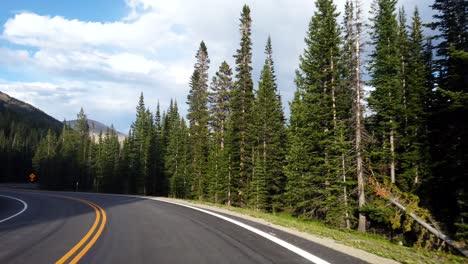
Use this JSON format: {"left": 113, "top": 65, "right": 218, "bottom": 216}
{"left": 174, "top": 198, "right": 466, "bottom": 264}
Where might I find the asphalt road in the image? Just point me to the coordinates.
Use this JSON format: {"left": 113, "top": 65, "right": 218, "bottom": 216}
{"left": 0, "top": 189, "right": 366, "bottom": 264}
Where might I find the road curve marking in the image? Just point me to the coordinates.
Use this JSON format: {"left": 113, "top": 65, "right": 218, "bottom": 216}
{"left": 0, "top": 194, "right": 28, "bottom": 223}
{"left": 49, "top": 195, "right": 106, "bottom": 264}
{"left": 157, "top": 199, "right": 331, "bottom": 264}
{"left": 69, "top": 202, "right": 106, "bottom": 264}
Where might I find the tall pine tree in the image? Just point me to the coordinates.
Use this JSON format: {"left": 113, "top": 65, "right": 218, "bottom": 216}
{"left": 427, "top": 0, "right": 468, "bottom": 240}
{"left": 187, "top": 41, "right": 210, "bottom": 200}
{"left": 285, "top": 0, "right": 345, "bottom": 225}
{"left": 368, "top": 0, "right": 404, "bottom": 185}
{"left": 400, "top": 8, "right": 429, "bottom": 192}
{"left": 250, "top": 37, "right": 287, "bottom": 212}
{"left": 207, "top": 61, "right": 233, "bottom": 204}
{"left": 229, "top": 5, "right": 255, "bottom": 206}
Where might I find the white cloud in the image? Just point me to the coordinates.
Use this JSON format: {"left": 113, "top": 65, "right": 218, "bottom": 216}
{"left": 0, "top": 0, "right": 435, "bottom": 131}
{"left": 0, "top": 48, "right": 32, "bottom": 66}
{"left": 3, "top": 12, "right": 186, "bottom": 52}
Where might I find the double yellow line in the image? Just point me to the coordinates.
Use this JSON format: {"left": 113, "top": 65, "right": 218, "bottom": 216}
{"left": 52, "top": 195, "right": 107, "bottom": 264}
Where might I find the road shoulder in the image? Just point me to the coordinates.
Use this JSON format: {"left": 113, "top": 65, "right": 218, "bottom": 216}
{"left": 154, "top": 197, "right": 400, "bottom": 264}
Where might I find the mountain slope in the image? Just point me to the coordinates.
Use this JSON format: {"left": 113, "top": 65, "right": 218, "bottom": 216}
{"left": 0, "top": 91, "right": 63, "bottom": 182}
{"left": 0, "top": 91, "right": 63, "bottom": 132}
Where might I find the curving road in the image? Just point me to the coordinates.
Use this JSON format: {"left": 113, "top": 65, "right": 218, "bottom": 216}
{"left": 0, "top": 188, "right": 365, "bottom": 264}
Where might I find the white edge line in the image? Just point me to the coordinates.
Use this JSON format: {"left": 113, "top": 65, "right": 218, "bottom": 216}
{"left": 153, "top": 198, "right": 331, "bottom": 264}
{"left": 0, "top": 195, "right": 28, "bottom": 223}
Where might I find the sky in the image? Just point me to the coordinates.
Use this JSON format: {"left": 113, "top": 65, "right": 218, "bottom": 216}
{"left": 0, "top": 0, "right": 435, "bottom": 133}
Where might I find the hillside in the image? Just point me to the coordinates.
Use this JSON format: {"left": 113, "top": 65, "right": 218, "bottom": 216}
{"left": 0, "top": 91, "right": 63, "bottom": 132}
{"left": 0, "top": 91, "right": 63, "bottom": 182}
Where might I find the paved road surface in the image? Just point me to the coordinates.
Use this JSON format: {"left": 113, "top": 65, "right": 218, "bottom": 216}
{"left": 0, "top": 189, "right": 366, "bottom": 264}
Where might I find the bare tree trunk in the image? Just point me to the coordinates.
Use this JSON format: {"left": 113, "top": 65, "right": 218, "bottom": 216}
{"left": 228, "top": 154, "right": 232, "bottom": 206}
{"left": 331, "top": 47, "right": 349, "bottom": 229}
{"left": 402, "top": 54, "right": 408, "bottom": 131}
{"left": 390, "top": 198, "right": 468, "bottom": 257}
{"left": 354, "top": 0, "right": 366, "bottom": 233}
{"left": 331, "top": 52, "right": 337, "bottom": 130}
{"left": 342, "top": 152, "right": 350, "bottom": 229}
{"left": 221, "top": 120, "right": 225, "bottom": 151}
{"left": 215, "top": 158, "right": 218, "bottom": 203}
{"left": 390, "top": 124, "right": 396, "bottom": 184}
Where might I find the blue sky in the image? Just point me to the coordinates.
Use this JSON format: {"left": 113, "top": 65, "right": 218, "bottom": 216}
{"left": 0, "top": 0, "right": 434, "bottom": 133}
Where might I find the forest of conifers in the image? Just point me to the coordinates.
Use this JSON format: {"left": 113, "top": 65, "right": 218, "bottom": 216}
{"left": 4, "top": 0, "right": 466, "bottom": 253}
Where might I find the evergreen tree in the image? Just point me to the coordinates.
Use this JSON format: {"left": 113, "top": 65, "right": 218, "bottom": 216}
{"left": 32, "top": 129, "right": 58, "bottom": 187}
{"left": 130, "top": 93, "right": 152, "bottom": 194}
{"left": 32, "top": 129, "right": 57, "bottom": 173}
{"left": 340, "top": 0, "right": 356, "bottom": 230}
{"left": 285, "top": 0, "right": 345, "bottom": 225}
{"left": 187, "top": 41, "right": 210, "bottom": 199}
{"left": 74, "top": 108, "right": 92, "bottom": 190}
{"left": 397, "top": 7, "right": 410, "bottom": 130}
{"left": 428, "top": 0, "right": 468, "bottom": 240}
{"left": 153, "top": 102, "right": 166, "bottom": 196}
{"left": 399, "top": 8, "right": 429, "bottom": 192}
{"left": 250, "top": 37, "right": 287, "bottom": 212}
{"left": 143, "top": 108, "right": 155, "bottom": 195}
{"left": 230, "top": 4, "right": 255, "bottom": 206}
{"left": 95, "top": 130, "right": 104, "bottom": 192}
{"left": 120, "top": 132, "right": 133, "bottom": 194}
{"left": 207, "top": 61, "right": 233, "bottom": 204}
{"left": 166, "top": 102, "right": 190, "bottom": 198}
{"left": 101, "top": 126, "right": 121, "bottom": 193}
{"left": 368, "top": 0, "right": 404, "bottom": 185}
{"left": 58, "top": 121, "right": 82, "bottom": 190}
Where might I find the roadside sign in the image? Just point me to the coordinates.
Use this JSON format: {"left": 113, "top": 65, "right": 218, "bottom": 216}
{"left": 29, "top": 173, "right": 36, "bottom": 182}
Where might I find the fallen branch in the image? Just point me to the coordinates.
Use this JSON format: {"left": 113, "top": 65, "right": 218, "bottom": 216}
{"left": 389, "top": 197, "right": 468, "bottom": 257}
{"left": 368, "top": 170, "right": 468, "bottom": 257}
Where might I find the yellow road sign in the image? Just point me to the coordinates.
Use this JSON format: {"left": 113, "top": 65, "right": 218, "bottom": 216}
{"left": 29, "top": 173, "right": 36, "bottom": 182}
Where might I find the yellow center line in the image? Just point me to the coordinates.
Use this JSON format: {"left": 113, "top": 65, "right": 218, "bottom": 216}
{"left": 44, "top": 195, "right": 106, "bottom": 264}
{"left": 69, "top": 203, "right": 107, "bottom": 264}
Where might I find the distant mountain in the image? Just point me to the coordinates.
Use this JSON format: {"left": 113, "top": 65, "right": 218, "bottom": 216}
{"left": 0, "top": 91, "right": 62, "bottom": 182}
{"left": 68, "top": 119, "right": 126, "bottom": 143}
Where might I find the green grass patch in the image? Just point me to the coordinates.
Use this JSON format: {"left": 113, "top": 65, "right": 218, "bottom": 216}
{"left": 176, "top": 199, "right": 466, "bottom": 264}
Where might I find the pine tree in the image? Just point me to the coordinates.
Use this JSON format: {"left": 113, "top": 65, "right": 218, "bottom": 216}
{"left": 32, "top": 129, "right": 58, "bottom": 187}
{"left": 60, "top": 120, "right": 83, "bottom": 190}
{"left": 101, "top": 126, "right": 121, "bottom": 193}
{"left": 340, "top": 0, "right": 358, "bottom": 230}
{"left": 250, "top": 37, "right": 287, "bottom": 212}
{"left": 166, "top": 102, "right": 190, "bottom": 198}
{"left": 207, "top": 61, "right": 233, "bottom": 204}
{"left": 95, "top": 130, "right": 104, "bottom": 192}
{"left": 120, "top": 133, "right": 132, "bottom": 194}
{"left": 75, "top": 108, "right": 92, "bottom": 190}
{"left": 397, "top": 7, "right": 410, "bottom": 132}
{"left": 428, "top": 0, "right": 468, "bottom": 241}
{"left": 187, "top": 41, "right": 210, "bottom": 200}
{"left": 153, "top": 102, "right": 166, "bottom": 196}
{"left": 285, "top": 0, "right": 345, "bottom": 225}
{"left": 130, "top": 93, "right": 152, "bottom": 195}
{"left": 230, "top": 4, "right": 255, "bottom": 206}
{"left": 399, "top": 7, "right": 429, "bottom": 192}
{"left": 32, "top": 129, "right": 57, "bottom": 173}
{"left": 368, "top": 0, "right": 404, "bottom": 185}
{"left": 142, "top": 108, "right": 155, "bottom": 195}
